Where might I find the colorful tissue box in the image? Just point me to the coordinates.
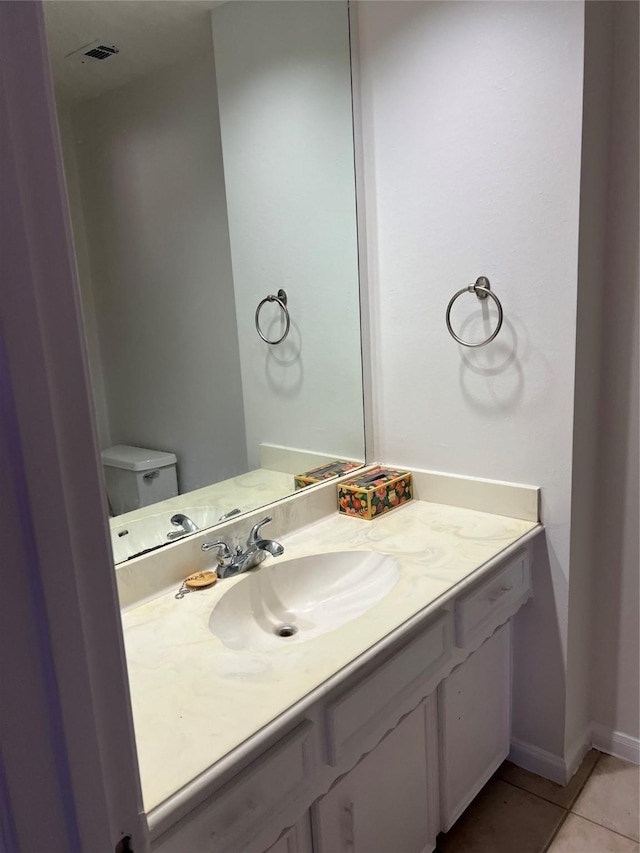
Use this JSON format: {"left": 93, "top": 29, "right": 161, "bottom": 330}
{"left": 337, "top": 467, "right": 413, "bottom": 520}
{"left": 294, "top": 460, "right": 362, "bottom": 490}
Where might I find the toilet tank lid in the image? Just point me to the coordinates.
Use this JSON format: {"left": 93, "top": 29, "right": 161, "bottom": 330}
{"left": 101, "top": 445, "right": 177, "bottom": 472}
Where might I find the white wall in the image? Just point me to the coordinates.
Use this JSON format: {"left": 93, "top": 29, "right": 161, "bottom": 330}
{"left": 67, "top": 50, "right": 248, "bottom": 493}
{"left": 356, "top": 1, "right": 586, "bottom": 763}
{"left": 590, "top": 1, "right": 639, "bottom": 749}
{"left": 211, "top": 1, "right": 365, "bottom": 470}
{"left": 59, "top": 114, "right": 111, "bottom": 450}
{"left": 566, "top": 0, "right": 615, "bottom": 763}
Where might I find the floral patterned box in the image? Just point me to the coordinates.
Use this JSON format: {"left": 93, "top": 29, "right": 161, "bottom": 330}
{"left": 294, "top": 460, "right": 362, "bottom": 491}
{"left": 337, "top": 467, "right": 413, "bottom": 520}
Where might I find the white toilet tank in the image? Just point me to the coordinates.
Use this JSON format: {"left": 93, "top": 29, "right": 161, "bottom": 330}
{"left": 101, "top": 445, "right": 178, "bottom": 515}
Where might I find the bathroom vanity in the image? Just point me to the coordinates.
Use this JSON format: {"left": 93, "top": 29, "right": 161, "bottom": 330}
{"left": 119, "top": 483, "right": 541, "bottom": 853}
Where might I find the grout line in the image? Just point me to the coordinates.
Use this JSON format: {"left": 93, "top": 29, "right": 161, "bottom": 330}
{"left": 497, "top": 776, "right": 568, "bottom": 810}
{"left": 564, "top": 750, "right": 603, "bottom": 810}
{"left": 543, "top": 751, "right": 639, "bottom": 850}
{"left": 488, "top": 777, "right": 567, "bottom": 853}
{"left": 497, "top": 750, "right": 602, "bottom": 811}
{"left": 541, "top": 809, "right": 570, "bottom": 853}
{"left": 441, "top": 753, "right": 624, "bottom": 853}
{"left": 513, "top": 751, "right": 606, "bottom": 853}
{"left": 566, "top": 812, "right": 640, "bottom": 843}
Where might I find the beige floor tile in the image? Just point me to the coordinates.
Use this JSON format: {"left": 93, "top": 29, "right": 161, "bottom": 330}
{"left": 437, "top": 778, "right": 564, "bottom": 853}
{"left": 547, "top": 814, "right": 639, "bottom": 853}
{"left": 497, "top": 749, "right": 600, "bottom": 808}
{"left": 572, "top": 754, "right": 640, "bottom": 841}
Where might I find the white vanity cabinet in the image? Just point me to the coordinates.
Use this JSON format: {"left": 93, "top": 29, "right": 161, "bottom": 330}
{"left": 313, "top": 622, "right": 513, "bottom": 853}
{"left": 265, "top": 817, "right": 314, "bottom": 853}
{"left": 152, "top": 722, "right": 318, "bottom": 853}
{"left": 150, "top": 547, "right": 533, "bottom": 853}
{"left": 438, "top": 622, "right": 511, "bottom": 831}
{"left": 313, "top": 698, "right": 439, "bottom": 853}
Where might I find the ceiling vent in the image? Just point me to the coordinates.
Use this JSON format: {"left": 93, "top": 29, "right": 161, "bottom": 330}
{"left": 65, "top": 40, "right": 119, "bottom": 64}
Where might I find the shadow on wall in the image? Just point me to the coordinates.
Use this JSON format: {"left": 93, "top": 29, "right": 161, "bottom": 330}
{"left": 263, "top": 318, "right": 304, "bottom": 399}
{"left": 453, "top": 298, "right": 525, "bottom": 413}
{"left": 512, "top": 533, "right": 569, "bottom": 767}
{"left": 452, "top": 292, "right": 562, "bottom": 422}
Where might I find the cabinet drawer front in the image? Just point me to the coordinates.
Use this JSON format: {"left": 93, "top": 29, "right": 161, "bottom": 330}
{"left": 325, "top": 613, "right": 452, "bottom": 766}
{"left": 154, "top": 722, "right": 315, "bottom": 853}
{"left": 455, "top": 550, "right": 530, "bottom": 647}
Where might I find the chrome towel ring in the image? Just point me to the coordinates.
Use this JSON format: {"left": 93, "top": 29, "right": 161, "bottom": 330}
{"left": 445, "top": 276, "right": 503, "bottom": 347}
{"left": 255, "top": 288, "right": 290, "bottom": 345}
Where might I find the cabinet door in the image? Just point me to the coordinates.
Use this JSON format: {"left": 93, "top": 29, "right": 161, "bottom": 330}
{"left": 439, "top": 622, "right": 511, "bottom": 831}
{"left": 152, "top": 722, "right": 316, "bottom": 853}
{"left": 265, "top": 815, "right": 313, "bottom": 853}
{"left": 314, "top": 699, "right": 437, "bottom": 853}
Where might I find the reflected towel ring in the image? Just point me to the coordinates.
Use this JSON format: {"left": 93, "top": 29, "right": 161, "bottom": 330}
{"left": 445, "top": 276, "right": 503, "bottom": 347}
{"left": 255, "top": 289, "right": 290, "bottom": 345}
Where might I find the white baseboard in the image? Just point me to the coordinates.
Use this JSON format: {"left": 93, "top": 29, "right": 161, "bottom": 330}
{"left": 508, "top": 737, "right": 567, "bottom": 784}
{"left": 510, "top": 725, "right": 640, "bottom": 786}
{"left": 591, "top": 723, "right": 640, "bottom": 765}
{"left": 565, "top": 731, "right": 592, "bottom": 781}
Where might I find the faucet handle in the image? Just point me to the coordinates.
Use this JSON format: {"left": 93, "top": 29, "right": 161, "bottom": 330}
{"left": 247, "top": 516, "right": 272, "bottom": 545}
{"left": 201, "top": 539, "right": 234, "bottom": 564}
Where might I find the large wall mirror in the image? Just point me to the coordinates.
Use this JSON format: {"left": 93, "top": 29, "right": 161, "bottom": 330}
{"left": 44, "top": 0, "right": 365, "bottom": 564}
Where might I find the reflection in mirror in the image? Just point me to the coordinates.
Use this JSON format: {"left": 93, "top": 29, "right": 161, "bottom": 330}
{"left": 44, "top": 0, "right": 365, "bottom": 563}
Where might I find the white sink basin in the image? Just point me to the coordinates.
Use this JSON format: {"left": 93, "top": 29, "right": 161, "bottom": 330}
{"left": 209, "top": 551, "right": 400, "bottom": 651}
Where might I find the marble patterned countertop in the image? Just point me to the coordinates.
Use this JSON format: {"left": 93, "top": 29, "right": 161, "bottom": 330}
{"left": 121, "top": 499, "right": 540, "bottom": 815}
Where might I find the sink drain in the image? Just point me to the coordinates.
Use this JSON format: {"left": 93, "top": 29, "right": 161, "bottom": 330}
{"left": 274, "top": 624, "right": 298, "bottom": 638}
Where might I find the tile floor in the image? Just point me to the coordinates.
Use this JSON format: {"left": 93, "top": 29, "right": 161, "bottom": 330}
{"left": 437, "top": 751, "right": 639, "bottom": 853}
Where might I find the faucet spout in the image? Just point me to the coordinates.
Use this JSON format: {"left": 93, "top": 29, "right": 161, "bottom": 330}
{"left": 201, "top": 516, "right": 284, "bottom": 579}
{"left": 167, "top": 513, "right": 199, "bottom": 540}
{"left": 254, "top": 539, "right": 284, "bottom": 557}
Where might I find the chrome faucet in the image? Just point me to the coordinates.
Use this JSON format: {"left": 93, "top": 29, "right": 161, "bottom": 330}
{"left": 201, "top": 516, "right": 284, "bottom": 579}
{"left": 217, "top": 507, "right": 241, "bottom": 522}
{"left": 167, "top": 513, "right": 199, "bottom": 540}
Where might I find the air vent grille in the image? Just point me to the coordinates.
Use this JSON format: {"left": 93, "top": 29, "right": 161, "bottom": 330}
{"left": 84, "top": 45, "right": 118, "bottom": 61}
{"left": 65, "top": 40, "right": 119, "bottom": 64}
